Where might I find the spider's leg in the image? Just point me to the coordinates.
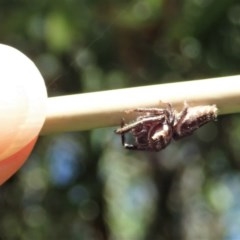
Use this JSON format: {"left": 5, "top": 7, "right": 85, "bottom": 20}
{"left": 119, "top": 118, "right": 126, "bottom": 142}
{"left": 127, "top": 108, "right": 167, "bottom": 115}
{"left": 115, "top": 118, "right": 144, "bottom": 150}
{"left": 162, "top": 102, "right": 173, "bottom": 110}
{"left": 115, "top": 118, "right": 130, "bottom": 134}
{"left": 163, "top": 102, "right": 176, "bottom": 125}
{"left": 120, "top": 118, "right": 125, "bottom": 128}
{"left": 115, "top": 116, "right": 165, "bottom": 134}
{"left": 121, "top": 133, "right": 125, "bottom": 146}
{"left": 174, "top": 105, "right": 188, "bottom": 126}
{"left": 116, "top": 118, "right": 134, "bottom": 149}
{"left": 118, "top": 119, "right": 134, "bottom": 148}
{"left": 159, "top": 101, "right": 174, "bottom": 113}
{"left": 173, "top": 104, "right": 189, "bottom": 140}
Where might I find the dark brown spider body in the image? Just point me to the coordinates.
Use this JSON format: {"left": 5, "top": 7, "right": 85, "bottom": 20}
{"left": 115, "top": 103, "right": 217, "bottom": 151}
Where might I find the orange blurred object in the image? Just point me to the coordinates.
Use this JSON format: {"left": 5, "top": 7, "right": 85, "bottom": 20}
{"left": 0, "top": 44, "right": 47, "bottom": 184}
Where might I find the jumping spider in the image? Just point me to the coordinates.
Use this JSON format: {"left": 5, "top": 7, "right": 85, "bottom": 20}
{"left": 114, "top": 102, "right": 218, "bottom": 151}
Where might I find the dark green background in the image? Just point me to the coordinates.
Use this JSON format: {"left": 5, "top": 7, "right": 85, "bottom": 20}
{"left": 1, "top": 0, "right": 240, "bottom": 239}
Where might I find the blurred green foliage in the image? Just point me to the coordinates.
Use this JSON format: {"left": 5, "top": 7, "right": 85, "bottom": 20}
{"left": 1, "top": 0, "right": 240, "bottom": 239}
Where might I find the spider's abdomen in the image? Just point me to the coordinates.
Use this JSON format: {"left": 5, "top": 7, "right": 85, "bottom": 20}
{"left": 173, "top": 105, "right": 217, "bottom": 140}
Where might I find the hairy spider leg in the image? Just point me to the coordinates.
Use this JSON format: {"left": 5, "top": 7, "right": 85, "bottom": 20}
{"left": 126, "top": 107, "right": 168, "bottom": 115}
{"left": 116, "top": 104, "right": 174, "bottom": 134}
{"left": 115, "top": 115, "right": 166, "bottom": 134}
{"left": 173, "top": 105, "right": 188, "bottom": 134}
{"left": 127, "top": 104, "right": 174, "bottom": 117}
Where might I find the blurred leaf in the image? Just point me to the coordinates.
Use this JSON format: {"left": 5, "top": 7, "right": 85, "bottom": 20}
{"left": 45, "top": 11, "right": 74, "bottom": 52}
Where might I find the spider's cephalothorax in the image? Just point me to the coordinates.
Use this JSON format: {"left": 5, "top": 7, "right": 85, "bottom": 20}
{"left": 115, "top": 103, "right": 218, "bottom": 151}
